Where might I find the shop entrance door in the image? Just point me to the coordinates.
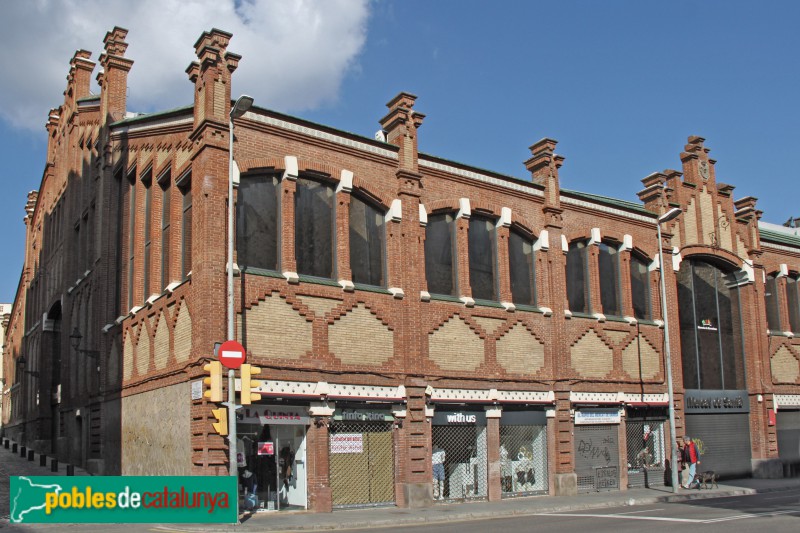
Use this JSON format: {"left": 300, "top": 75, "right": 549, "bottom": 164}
{"left": 274, "top": 424, "right": 307, "bottom": 509}
{"left": 574, "top": 425, "right": 620, "bottom": 492}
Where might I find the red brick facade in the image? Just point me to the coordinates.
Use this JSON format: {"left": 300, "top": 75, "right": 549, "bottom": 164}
{"left": 3, "top": 27, "right": 800, "bottom": 511}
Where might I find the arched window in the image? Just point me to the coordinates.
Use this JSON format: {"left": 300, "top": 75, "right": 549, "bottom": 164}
{"left": 676, "top": 259, "right": 746, "bottom": 390}
{"left": 425, "top": 212, "right": 457, "bottom": 296}
{"left": 786, "top": 276, "right": 800, "bottom": 333}
{"left": 566, "top": 240, "right": 590, "bottom": 313}
{"left": 598, "top": 241, "right": 621, "bottom": 317}
{"left": 630, "top": 253, "right": 651, "bottom": 321}
{"left": 508, "top": 227, "right": 536, "bottom": 306}
{"left": 237, "top": 173, "right": 280, "bottom": 271}
{"left": 468, "top": 216, "right": 498, "bottom": 301}
{"left": 349, "top": 194, "right": 385, "bottom": 287}
{"left": 295, "top": 177, "right": 335, "bottom": 278}
{"left": 764, "top": 274, "right": 781, "bottom": 332}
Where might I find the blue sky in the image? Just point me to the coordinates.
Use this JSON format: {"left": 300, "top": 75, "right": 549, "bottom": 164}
{"left": 2, "top": 0, "right": 799, "bottom": 303}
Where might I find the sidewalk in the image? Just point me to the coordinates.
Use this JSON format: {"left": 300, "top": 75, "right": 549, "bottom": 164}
{"left": 207, "top": 475, "right": 800, "bottom": 532}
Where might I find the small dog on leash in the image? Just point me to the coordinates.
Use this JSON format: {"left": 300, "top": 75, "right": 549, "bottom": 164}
{"left": 696, "top": 471, "right": 718, "bottom": 489}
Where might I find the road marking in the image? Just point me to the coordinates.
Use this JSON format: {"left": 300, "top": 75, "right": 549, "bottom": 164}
{"left": 614, "top": 508, "right": 665, "bottom": 515}
{"left": 704, "top": 509, "right": 800, "bottom": 522}
{"left": 539, "top": 512, "right": 698, "bottom": 522}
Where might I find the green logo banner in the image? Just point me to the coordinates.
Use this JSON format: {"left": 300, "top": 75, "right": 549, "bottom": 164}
{"left": 10, "top": 476, "right": 237, "bottom": 523}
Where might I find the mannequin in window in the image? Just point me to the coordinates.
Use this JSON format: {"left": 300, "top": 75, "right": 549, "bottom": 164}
{"left": 431, "top": 446, "right": 446, "bottom": 499}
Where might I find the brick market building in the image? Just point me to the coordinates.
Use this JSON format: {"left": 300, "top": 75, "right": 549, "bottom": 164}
{"left": 3, "top": 26, "right": 800, "bottom": 511}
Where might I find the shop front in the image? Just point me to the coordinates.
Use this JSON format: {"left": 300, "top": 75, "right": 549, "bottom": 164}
{"left": 775, "top": 395, "right": 800, "bottom": 477}
{"left": 573, "top": 407, "right": 621, "bottom": 493}
{"left": 625, "top": 406, "right": 667, "bottom": 488}
{"left": 328, "top": 405, "right": 395, "bottom": 508}
{"left": 431, "top": 409, "right": 488, "bottom": 501}
{"left": 684, "top": 390, "right": 752, "bottom": 479}
{"left": 499, "top": 409, "right": 548, "bottom": 496}
{"left": 237, "top": 404, "right": 310, "bottom": 511}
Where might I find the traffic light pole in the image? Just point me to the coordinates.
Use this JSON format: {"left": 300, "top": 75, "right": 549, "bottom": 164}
{"left": 227, "top": 368, "right": 237, "bottom": 480}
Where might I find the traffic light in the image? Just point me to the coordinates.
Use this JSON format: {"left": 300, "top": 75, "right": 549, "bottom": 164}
{"left": 210, "top": 407, "right": 228, "bottom": 436}
{"left": 203, "top": 361, "right": 223, "bottom": 402}
{"left": 240, "top": 364, "right": 263, "bottom": 405}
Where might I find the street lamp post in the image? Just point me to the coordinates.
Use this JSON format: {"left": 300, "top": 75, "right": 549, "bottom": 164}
{"left": 657, "top": 206, "right": 682, "bottom": 492}
{"left": 227, "top": 95, "right": 253, "bottom": 488}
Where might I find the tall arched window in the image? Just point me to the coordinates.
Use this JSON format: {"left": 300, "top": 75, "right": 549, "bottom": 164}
{"left": 295, "top": 177, "right": 335, "bottom": 278}
{"left": 237, "top": 173, "right": 280, "bottom": 271}
{"left": 786, "top": 276, "right": 800, "bottom": 333}
{"left": 349, "top": 194, "right": 385, "bottom": 287}
{"left": 630, "top": 253, "right": 652, "bottom": 321}
{"left": 566, "top": 240, "right": 590, "bottom": 313}
{"left": 598, "top": 241, "right": 621, "bottom": 316}
{"left": 425, "top": 212, "right": 457, "bottom": 296}
{"left": 764, "top": 274, "right": 781, "bottom": 332}
{"left": 468, "top": 216, "right": 497, "bottom": 301}
{"left": 508, "top": 227, "right": 536, "bottom": 306}
{"left": 676, "top": 259, "right": 746, "bottom": 390}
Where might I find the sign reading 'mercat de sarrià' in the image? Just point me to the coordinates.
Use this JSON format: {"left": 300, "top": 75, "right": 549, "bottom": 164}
{"left": 684, "top": 390, "right": 749, "bottom": 413}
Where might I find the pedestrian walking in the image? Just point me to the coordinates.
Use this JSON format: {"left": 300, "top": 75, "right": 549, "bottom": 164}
{"left": 681, "top": 435, "right": 700, "bottom": 489}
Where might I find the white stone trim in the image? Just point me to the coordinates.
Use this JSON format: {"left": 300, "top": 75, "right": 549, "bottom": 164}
{"left": 419, "top": 204, "right": 428, "bottom": 226}
{"left": 113, "top": 116, "right": 193, "bottom": 136}
{"left": 283, "top": 156, "right": 298, "bottom": 181}
{"left": 485, "top": 406, "right": 502, "bottom": 418}
{"left": 252, "top": 380, "right": 406, "bottom": 401}
{"left": 762, "top": 242, "right": 800, "bottom": 254}
{"left": 560, "top": 195, "right": 655, "bottom": 223}
{"left": 593, "top": 312, "right": 606, "bottom": 323}
{"left": 232, "top": 159, "right": 240, "bottom": 187}
{"left": 623, "top": 392, "right": 668, "bottom": 404}
{"left": 540, "top": 307, "right": 553, "bottom": 317}
{"left": 778, "top": 263, "right": 789, "bottom": 277}
{"left": 456, "top": 198, "right": 471, "bottom": 219}
{"left": 387, "top": 199, "right": 402, "bottom": 222}
{"left": 534, "top": 229, "right": 550, "bottom": 251}
{"left": 336, "top": 169, "right": 353, "bottom": 193}
{"left": 420, "top": 290, "right": 431, "bottom": 302}
{"left": 624, "top": 316, "right": 638, "bottom": 326}
{"left": 561, "top": 234, "right": 569, "bottom": 253}
{"left": 282, "top": 271, "right": 299, "bottom": 284}
{"left": 388, "top": 287, "right": 405, "bottom": 299}
{"left": 672, "top": 247, "right": 683, "bottom": 271}
{"left": 588, "top": 227, "right": 601, "bottom": 245}
{"left": 309, "top": 401, "right": 336, "bottom": 417}
{"left": 570, "top": 391, "right": 625, "bottom": 404}
{"left": 431, "top": 388, "right": 554, "bottom": 404}
{"left": 247, "top": 112, "right": 399, "bottom": 160}
{"left": 499, "top": 207, "right": 512, "bottom": 227}
{"left": 501, "top": 301, "right": 516, "bottom": 312}
{"left": 460, "top": 296, "right": 475, "bottom": 307}
{"left": 774, "top": 394, "right": 800, "bottom": 410}
{"left": 620, "top": 234, "right": 633, "bottom": 252}
{"left": 338, "top": 279, "right": 355, "bottom": 292}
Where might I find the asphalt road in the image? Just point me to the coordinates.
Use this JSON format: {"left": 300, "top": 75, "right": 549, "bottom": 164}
{"left": 330, "top": 489, "right": 800, "bottom": 533}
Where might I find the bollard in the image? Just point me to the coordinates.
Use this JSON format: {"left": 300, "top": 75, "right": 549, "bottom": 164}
{"left": 40, "top": 454, "right": 47, "bottom": 467}
{"left": 28, "top": 449, "right": 35, "bottom": 461}
{"left": 3, "top": 439, "right": 8, "bottom": 448}
{"left": 12, "top": 443, "right": 17, "bottom": 453}
{"left": 20, "top": 446, "right": 26, "bottom": 457}
{"left": 51, "top": 458, "right": 58, "bottom": 472}
{"left": 67, "top": 464, "right": 74, "bottom": 476}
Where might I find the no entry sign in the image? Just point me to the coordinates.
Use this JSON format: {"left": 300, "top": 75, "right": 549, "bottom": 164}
{"left": 218, "top": 340, "right": 246, "bottom": 369}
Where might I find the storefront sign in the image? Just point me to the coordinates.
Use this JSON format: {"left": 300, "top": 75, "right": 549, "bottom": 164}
{"left": 257, "top": 441, "right": 274, "bottom": 455}
{"left": 684, "top": 390, "right": 749, "bottom": 413}
{"left": 334, "top": 409, "right": 393, "bottom": 422}
{"left": 237, "top": 405, "right": 310, "bottom": 425}
{"left": 330, "top": 433, "right": 363, "bottom": 454}
{"left": 574, "top": 409, "right": 621, "bottom": 425}
{"left": 432, "top": 410, "right": 487, "bottom": 426}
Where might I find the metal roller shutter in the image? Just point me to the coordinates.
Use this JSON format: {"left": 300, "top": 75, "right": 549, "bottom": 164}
{"left": 777, "top": 410, "right": 800, "bottom": 462}
{"left": 685, "top": 413, "right": 751, "bottom": 478}
{"left": 574, "top": 425, "right": 620, "bottom": 492}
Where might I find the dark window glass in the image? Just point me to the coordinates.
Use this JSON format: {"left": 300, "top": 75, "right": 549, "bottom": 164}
{"left": 425, "top": 213, "right": 456, "bottom": 296}
{"left": 143, "top": 181, "right": 152, "bottom": 299}
{"left": 469, "top": 216, "right": 497, "bottom": 301}
{"left": 630, "top": 254, "right": 651, "bottom": 320}
{"left": 765, "top": 275, "right": 781, "bottom": 332}
{"left": 787, "top": 277, "right": 800, "bottom": 333}
{"left": 237, "top": 174, "right": 279, "bottom": 271}
{"left": 677, "top": 260, "right": 746, "bottom": 390}
{"left": 566, "top": 240, "right": 589, "bottom": 313}
{"left": 127, "top": 178, "right": 136, "bottom": 309}
{"left": 295, "top": 177, "right": 334, "bottom": 278}
{"left": 161, "top": 180, "right": 171, "bottom": 289}
{"left": 181, "top": 187, "right": 192, "bottom": 279}
{"left": 349, "top": 195, "right": 385, "bottom": 286}
{"left": 598, "top": 242, "right": 620, "bottom": 316}
{"left": 509, "top": 229, "right": 536, "bottom": 306}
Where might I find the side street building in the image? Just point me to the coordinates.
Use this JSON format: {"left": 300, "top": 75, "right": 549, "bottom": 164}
{"left": 2, "top": 27, "right": 800, "bottom": 512}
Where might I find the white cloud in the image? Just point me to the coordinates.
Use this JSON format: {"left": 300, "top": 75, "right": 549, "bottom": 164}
{"left": 0, "top": 0, "right": 370, "bottom": 131}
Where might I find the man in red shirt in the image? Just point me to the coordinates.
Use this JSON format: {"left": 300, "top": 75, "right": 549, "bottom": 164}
{"left": 681, "top": 435, "right": 700, "bottom": 489}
